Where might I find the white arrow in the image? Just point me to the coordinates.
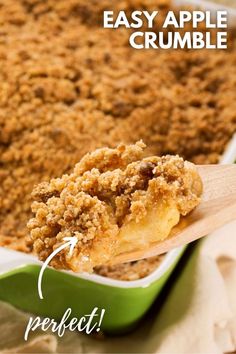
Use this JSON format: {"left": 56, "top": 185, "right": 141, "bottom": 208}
{"left": 38, "top": 236, "right": 78, "bottom": 300}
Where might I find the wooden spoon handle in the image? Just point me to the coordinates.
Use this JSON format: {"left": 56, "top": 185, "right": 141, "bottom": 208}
{"left": 197, "top": 164, "right": 236, "bottom": 201}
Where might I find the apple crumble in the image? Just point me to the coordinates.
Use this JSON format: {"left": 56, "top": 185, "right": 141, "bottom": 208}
{"left": 95, "top": 255, "right": 166, "bottom": 281}
{"left": 27, "top": 142, "right": 202, "bottom": 272}
{"left": 0, "top": 0, "right": 235, "bottom": 279}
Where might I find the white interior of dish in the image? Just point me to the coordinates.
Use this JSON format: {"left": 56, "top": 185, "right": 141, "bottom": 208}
{"left": 0, "top": 0, "right": 235, "bottom": 289}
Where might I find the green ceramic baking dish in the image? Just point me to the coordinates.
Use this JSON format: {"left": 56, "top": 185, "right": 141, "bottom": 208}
{"left": 0, "top": 134, "right": 235, "bottom": 334}
{"left": 0, "top": 247, "right": 184, "bottom": 334}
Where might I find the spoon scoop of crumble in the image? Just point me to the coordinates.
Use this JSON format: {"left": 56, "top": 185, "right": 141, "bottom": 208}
{"left": 112, "top": 164, "right": 236, "bottom": 265}
{"left": 27, "top": 141, "right": 203, "bottom": 273}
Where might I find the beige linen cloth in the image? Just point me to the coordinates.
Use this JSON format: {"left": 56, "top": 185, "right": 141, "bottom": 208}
{"left": 0, "top": 220, "right": 236, "bottom": 354}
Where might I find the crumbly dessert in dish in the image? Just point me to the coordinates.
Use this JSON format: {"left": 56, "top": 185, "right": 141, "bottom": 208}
{"left": 28, "top": 142, "right": 202, "bottom": 272}
{"left": 95, "top": 255, "right": 166, "bottom": 281}
{"left": 0, "top": 0, "right": 235, "bottom": 279}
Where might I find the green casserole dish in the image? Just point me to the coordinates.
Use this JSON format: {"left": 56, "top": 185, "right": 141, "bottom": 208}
{"left": 0, "top": 247, "right": 184, "bottom": 333}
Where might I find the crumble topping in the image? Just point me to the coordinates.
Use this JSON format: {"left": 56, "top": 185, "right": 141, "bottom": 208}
{"left": 95, "top": 255, "right": 166, "bottom": 281}
{"left": 0, "top": 0, "right": 235, "bottom": 280}
{"left": 28, "top": 142, "right": 202, "bottom": 272}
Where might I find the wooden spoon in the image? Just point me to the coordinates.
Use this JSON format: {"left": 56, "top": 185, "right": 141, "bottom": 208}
{"left": 112, "top": 164, "right": 236, "bottom": 265}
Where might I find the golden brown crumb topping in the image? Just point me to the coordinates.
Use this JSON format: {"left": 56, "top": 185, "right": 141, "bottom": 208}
{"left": 0, "top": 0, "right": 235, "bottom": 254}
{"left": 28, "top": 142, "right": 202, "bottom": 272}
{"left": 95, "top": 255, "right": 166, "bottom": 281}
